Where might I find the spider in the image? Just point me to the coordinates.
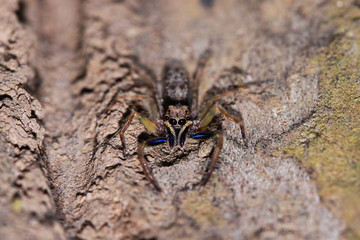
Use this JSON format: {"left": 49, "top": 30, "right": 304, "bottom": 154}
{"left": 106, "top": 49, "right": 247, "bottom": 191}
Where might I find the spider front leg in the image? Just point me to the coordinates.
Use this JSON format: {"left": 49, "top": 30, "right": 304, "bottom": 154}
{"left": 192, "top": 132, "right": 223, "bottom": 187}
{"left": 119, "top": 111, "right": 158, "bottom": 156}
{"left": 198, "top": 105, "right": 248, "bottom": 147}
{"left": 104, "top": 95, "right": 160, "bottom": 121}
{"left": 120, "top": 111, "right": 166, "bottom": 191}
{"left": 138, "top": 138, "right": 167, "bottom": 191}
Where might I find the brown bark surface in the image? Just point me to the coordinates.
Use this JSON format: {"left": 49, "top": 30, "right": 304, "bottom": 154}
{"left": 0, "top": 0, "right": 350, "bottom": 239}
{"left": 0, "top": 1, "right": 66, "bottom": 239}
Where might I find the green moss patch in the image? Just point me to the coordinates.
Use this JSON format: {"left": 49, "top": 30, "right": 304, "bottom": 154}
{"left": 285, "top": 1, "right": 360, "bottom": 238}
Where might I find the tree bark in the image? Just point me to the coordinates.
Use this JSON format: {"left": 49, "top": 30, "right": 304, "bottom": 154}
{"left": 0, "top": 1, "right": 66, "bottom": 239}
{"left": 1, "top": 0, "right": 358, "bottom": 239}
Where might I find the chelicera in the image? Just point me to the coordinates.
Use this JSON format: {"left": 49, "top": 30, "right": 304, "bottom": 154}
{"left": 106, "top": 49, "right": 247, "bottom": 191}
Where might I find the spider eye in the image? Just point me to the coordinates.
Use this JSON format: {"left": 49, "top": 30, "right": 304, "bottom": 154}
{"left": 186, "top": 117, "right": 191, "bottom": 121}
{"left": 169, "top": 119, "right": 177, "bottom": 125}
{"left": 165, "top": 116, "right": 170, "bottom": 121}
{"left": 178, "top": 119, "right": 186, "bottom": 125}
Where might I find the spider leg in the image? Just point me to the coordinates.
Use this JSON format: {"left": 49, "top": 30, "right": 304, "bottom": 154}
{"left": 198, "top": 105, "right": 247, "bottom": 147}
{"left": 138, "top": 138, "right": 167, "bottom": 191}
{"left": 200, "top": 88, "right": 248, "bottom": 120}
{"left": 103, "top": 95, "right": 159, "bottom": 121}
{"left": 192, "top": 48, "right": 213, "bottom": 116}
{"left": 120, "top": 111, "right": 158, "bottom": 156}
{"left": 191, "top": 132, "right": 223, "bottom": 186}
{"left": 111, "top": 41, "right": 163, "bottom": 114}
{"left": 199, "top": 79, "right": 273, "bottom": 120}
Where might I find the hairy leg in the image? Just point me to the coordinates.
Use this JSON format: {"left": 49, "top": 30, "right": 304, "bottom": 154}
{"left": 192, "top": 48, "right": 213, "bottom": 116}
{"left": 199, "top": 79, "right": 273, "bottom": 120}
{"left": 111, "top": 41, "right": 163, "bottom": 114}
{"left": 138, "top": 138, "right": 167, "bottom": 191}
{"left": 104, "top": 95, "right": 159, "bottom": 121}
{"left": 191, "top": 131, "right": 223, "bottom": 187}
{"left": 198, "top": 105, "right": 247, "bottom": 147}
{"left": 200, "top": 88, "right": 248, "bottom": 120}
{"left": 120, "top": 111, "right": 158, "bottom": 156}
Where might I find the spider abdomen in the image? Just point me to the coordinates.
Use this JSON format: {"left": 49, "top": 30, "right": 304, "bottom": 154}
{"left": 162, "top": 60, "right": 192, "bottom": 110}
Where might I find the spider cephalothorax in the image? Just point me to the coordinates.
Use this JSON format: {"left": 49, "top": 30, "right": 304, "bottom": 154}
{"left": 163, "top": 105, "right": 193, "bottom": 149}
{"left": 109, "top": 49, "right": 247, "bottom": 191}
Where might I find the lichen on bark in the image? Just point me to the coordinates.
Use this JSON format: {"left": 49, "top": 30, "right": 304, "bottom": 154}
{"left": 284, "top": 1, "right": 360, "bottom": 238}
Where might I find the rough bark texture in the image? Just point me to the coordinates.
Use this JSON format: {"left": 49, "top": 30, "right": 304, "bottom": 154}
{"left": 0, "top": 0, "right": 359, "bottom": 239}
{"left": 0, "top": 1, "right": 66, "bottom": 239}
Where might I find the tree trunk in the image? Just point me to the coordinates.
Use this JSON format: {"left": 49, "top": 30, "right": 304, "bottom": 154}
{"left": 1, "top": 0, "right": 359, "bottom": 239}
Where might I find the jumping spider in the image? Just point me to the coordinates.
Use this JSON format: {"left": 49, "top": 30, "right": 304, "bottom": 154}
{"left": 106, "top": 49, "right": 247, "bottom": 191}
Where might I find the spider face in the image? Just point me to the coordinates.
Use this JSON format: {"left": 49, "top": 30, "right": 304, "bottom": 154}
{"left": 163, "top": 105, "right": 193, "bottom": 149}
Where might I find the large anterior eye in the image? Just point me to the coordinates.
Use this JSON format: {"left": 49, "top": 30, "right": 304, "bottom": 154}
{"left": 178, "top": 119, "right": 186, "bottom": 125}
{"left": 169, "top": 119, "right": 177, "bottom": 125}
